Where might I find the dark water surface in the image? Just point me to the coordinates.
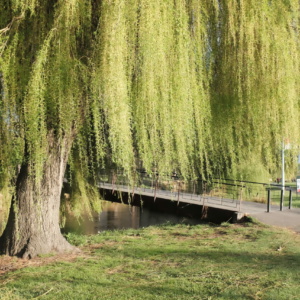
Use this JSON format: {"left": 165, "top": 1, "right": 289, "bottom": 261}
{"left": 0, "top": 200, "right": 202, "bottom": 236}
{"left": 63, "top": 200, "right": 202, "bottom": 234}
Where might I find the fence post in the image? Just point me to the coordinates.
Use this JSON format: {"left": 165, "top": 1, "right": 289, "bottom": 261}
{"left": 177, "top": 181, "right": 180, "bottom": 206}
{"left": 239, "top": 187, "right": 242, "bottom": 212}
{"left": 267, "top": 188, "right": 271, "bottom": 213}
{"left": 289, "top": 189, "right": 292, "bottom": 209}
{"left": 154, "top": 177, "right": 157, "bottom": 201}
{"left": 280, "top": 189, "right": 284, "bottom": 211}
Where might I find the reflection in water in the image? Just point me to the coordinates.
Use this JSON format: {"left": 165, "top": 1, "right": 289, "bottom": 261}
{"left": 63, "top": 200, "right": 202, "bottom": 235}
{"left": 98, "top": 202, "right": 140, "bottom": 230}
{"left": 0, "top": 200, "right": 202, "bottom": 236}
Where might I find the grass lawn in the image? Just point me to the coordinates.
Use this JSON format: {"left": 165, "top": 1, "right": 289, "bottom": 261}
{"left": 1, "top": 220, "right": 300, "bottom": 300}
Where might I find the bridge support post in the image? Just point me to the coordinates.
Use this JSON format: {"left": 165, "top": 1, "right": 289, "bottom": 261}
{"left": 233, "top": 212, "right": 244, "bottom": 223}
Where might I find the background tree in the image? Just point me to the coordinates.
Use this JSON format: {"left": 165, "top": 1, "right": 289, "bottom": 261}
{"left": 0, "top": 0, "right": 299, "bottom": 258}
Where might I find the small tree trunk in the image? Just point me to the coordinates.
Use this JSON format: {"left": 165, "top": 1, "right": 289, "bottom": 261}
{"left": 0, "top": 133, "right": 77, "bottom": 258}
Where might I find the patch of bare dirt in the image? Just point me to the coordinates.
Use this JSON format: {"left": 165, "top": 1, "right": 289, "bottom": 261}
{"left": 0, "top": 251, "right": 87, "bottom": 277}
{"left": 0, "top": 241, "right": 123, "bottom": 276}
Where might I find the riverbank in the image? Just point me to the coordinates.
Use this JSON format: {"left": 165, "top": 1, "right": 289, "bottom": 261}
{"left": 1, "top": 220, "right": 300, "bottom": 299}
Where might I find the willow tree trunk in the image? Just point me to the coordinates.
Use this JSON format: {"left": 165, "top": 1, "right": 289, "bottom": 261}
{"left": 0, "top": 134, "right": 77, "bottom": 258}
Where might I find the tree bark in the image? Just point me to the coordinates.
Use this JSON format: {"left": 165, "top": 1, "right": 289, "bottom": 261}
{"left": 0, "top": 133, "right": 77, "bottom": 258}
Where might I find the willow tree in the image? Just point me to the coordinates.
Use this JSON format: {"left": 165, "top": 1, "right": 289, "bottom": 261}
{"left": 0, "top": 0, "right": 299, "bottom": 258}
{"left": 0, "top": 0, "right": 212, "bottom": 258}
{"left": 210, "top": 0, "right": 300, "bottom": 180}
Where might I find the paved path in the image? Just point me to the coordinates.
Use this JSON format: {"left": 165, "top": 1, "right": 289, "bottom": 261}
{"left": 236, "top": 200, "right": 300, "bottom": 233}
{"left": 99, "top": 182, "right": 300, "bottom": 233}
{"left": 243, "top": 203, "right": 300, "bottom": 233}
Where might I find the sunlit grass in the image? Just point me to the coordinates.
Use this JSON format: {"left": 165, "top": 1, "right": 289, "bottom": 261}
{"left": 1, "top": 221, "right": 300, "bottom": 299}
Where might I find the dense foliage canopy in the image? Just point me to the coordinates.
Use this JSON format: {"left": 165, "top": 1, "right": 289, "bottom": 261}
{"left": 0, "top": 0, "right": 299, "bottom": 201}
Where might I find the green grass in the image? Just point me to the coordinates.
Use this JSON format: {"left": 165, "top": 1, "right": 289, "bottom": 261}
{"left": 1, "top": 221, "right": 300, "bottom": 299}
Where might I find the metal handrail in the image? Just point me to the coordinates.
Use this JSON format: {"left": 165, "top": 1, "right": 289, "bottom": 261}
{"left": 98, "top": 169, "right": 298, "bottom": 212}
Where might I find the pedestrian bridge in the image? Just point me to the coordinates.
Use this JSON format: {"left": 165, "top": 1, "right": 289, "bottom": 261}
{"left": 97, "top": 174, "right": 266, "bottom": 222}
{"left": 97, "top": 172, "right": 300, "bottom": 229}
{"left": 98, "top": 181, "right": 242, "bottom": 212}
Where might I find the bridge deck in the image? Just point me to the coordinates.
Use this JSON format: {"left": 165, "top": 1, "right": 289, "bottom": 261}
{"left": 98, "top": 181, "right": 300, "bottom": 232}
{"left": 98, "top": 182, "right": 266, "bottom": 214}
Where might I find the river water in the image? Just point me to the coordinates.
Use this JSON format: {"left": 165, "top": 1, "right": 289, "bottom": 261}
{"left": 62, "top": 200, "right": 202, "bottom": 234}
{"left": 0, "top": 200, "right": 202, "bottom": 235}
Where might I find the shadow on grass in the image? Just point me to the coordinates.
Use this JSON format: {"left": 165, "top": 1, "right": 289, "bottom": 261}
{"left": 96, "top": 241, "right": 300, "bottom": 273}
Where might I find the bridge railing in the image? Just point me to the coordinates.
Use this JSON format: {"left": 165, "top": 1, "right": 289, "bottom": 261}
{"left": 210, "top": 179, "right": 299, "bottom": 210}
{"left": 98, "top": 170, "right": 252, "bottom": 208}
{"left": 98, "top": 171, "right": 242, "bottom": 209}
{"left": 98, "top": 170, "right": 299, "bottom": 210}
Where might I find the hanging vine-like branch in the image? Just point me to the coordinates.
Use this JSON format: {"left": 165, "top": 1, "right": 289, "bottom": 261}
{"left": 0, "top": 0, "right": 299, "bottom": 198}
